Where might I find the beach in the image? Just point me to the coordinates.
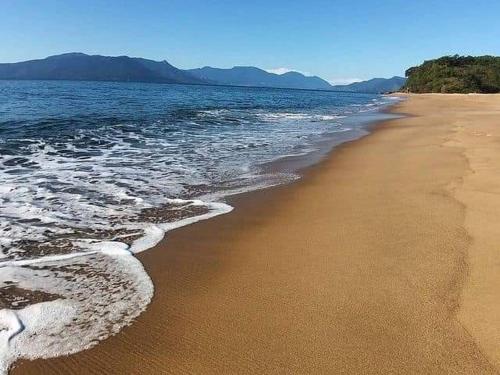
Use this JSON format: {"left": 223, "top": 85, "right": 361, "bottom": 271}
{"left": 13, "top": 94, "right": 500, "bottom": 374}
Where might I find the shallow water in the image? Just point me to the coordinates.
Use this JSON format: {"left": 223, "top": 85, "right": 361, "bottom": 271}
{"left": 0, "top": 80, "right": 398, "bottom": 372}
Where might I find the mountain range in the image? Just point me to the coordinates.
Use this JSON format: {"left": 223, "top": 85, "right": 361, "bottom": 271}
{"left": 0, "top": 53, "right": 405, "bottom": 93}
{"left": 186, "top": 66, "right": 333, "bottom": 90}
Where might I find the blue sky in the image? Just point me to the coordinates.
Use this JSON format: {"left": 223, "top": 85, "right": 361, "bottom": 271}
{"left": 1, "top": 0, "right": 500, "bottom": 84}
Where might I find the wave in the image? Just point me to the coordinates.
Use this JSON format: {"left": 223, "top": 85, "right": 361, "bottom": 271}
{"left": 0, "top": 199, "right": 231, "bottom": 373}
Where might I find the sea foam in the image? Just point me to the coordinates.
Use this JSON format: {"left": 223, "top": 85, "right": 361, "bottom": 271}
{"left": 0, "top": 199, "right": 233, "bottom": 374}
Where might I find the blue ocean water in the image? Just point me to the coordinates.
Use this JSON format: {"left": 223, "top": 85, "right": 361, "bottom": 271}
{"left": 0, "top": 80, "right": 397, "bottom": 371}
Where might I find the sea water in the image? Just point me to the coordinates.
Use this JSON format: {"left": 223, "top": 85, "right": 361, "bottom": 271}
{"left": 0, "top": 80, "right": 399, "bottom": 372}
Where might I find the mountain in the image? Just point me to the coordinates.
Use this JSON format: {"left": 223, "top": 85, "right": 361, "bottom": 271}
{"left": 186, "top": 66, "right": 333, "bottom": 90}
{"left": 0, "top": 53, "right": 207, "bottom": 84}
{"left": 0, "top": 53, "right": 405, "bottom": 93}
{"left": 404, "top": 55, "right": 500, "bottom": 93}
{"left": 331, "top": 76, "right": 406, "bottom": 94}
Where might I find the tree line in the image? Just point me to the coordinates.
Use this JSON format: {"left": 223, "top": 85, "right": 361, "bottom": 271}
{"left": 404, "top": 55, "right": 500, "bottom": 93}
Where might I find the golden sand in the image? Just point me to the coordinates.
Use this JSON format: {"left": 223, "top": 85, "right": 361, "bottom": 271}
{"left": 13, "top": 94, "right": 500, "bottom": 374}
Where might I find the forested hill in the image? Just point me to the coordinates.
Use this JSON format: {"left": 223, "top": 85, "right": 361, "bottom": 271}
{"left": 404, "top": 55, "right": 500, "bottom": 93}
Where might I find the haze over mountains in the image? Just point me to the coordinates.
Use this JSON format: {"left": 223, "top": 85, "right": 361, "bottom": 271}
{"left": 0, "top": 53, "right": 405, "bottom": 93}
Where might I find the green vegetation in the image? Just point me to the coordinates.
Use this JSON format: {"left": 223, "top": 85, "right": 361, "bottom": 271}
{"left": 404, "top": 55, "right": 500, "bottom": 93}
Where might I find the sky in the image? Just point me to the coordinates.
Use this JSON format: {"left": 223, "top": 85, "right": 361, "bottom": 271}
{"left": 1, "top": 0, "right": 500, "bottom": 84}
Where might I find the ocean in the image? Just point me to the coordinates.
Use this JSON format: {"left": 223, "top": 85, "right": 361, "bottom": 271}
{"left": 0, "top": 80, "right": 398, "bottom": 372}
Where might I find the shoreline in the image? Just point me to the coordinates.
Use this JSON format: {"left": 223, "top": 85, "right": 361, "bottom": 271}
{"left": 13, "top": 94, "right": 500, "bottom": 374}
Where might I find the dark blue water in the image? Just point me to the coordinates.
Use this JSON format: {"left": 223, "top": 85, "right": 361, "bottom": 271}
{"left": 0, "top": 80, "right": 397, "bottom": 371}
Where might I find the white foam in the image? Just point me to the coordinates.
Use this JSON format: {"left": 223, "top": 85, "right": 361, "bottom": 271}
{"left": 128, "top": 225, "right": 165, "bottom": 254}
{"left": 257, "top": 112, "right": 310, "bottom": 121}
{"left": 0, "top": 198, "right": 234, "bottom": 374}
{"left": 315, "top": 115, "right": 346, "bottom": 121}
{"left": 0, "top": 242, "right": 154, "bottom": 375}
{"left": 0, "top": 251, "right": 92, "bottom": 268}
{"left": 130, "top": 200, "right": 233, "bottom": 253}
{"left": 0, "top": 309, "right": 25, "bottom": 375}
{"left": 159, "top": 201, "right": 233, "bottom": 231}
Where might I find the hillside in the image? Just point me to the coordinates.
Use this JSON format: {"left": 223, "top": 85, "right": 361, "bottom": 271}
{"left": 186, "top": 66, "right": 333, "bottom": 90}
{"left": 0, "top": 53, "right": 207, "bottom": 84}
{"left": 331, "top": 76, "right": 406, "bottom": 94}
{"left": 404, "top": 55, "right": 500, "bottom": 93}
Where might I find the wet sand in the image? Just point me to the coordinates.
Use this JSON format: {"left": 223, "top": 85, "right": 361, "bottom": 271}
{"left": 14, "top": 94, "right": 500, "bottom": 374}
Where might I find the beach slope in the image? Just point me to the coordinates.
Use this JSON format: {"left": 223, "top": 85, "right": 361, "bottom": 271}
{"left": 14, "top": 94, "right": 500, "bottom": 374}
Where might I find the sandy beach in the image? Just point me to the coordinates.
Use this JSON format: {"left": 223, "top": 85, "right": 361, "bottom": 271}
{"left": 13, "top": 94, "right": 500, "bottom": 374}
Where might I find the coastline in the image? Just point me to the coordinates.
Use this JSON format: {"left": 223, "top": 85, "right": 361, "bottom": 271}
{"left": 13, "top": 94, "right": 500, "bottom": 374}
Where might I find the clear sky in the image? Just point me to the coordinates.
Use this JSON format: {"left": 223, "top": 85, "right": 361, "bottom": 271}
{"left": 1, "top": 0, "right": 500, "bottom": 84}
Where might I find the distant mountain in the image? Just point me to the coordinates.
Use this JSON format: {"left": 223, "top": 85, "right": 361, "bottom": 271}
{"left": 0, "top": 53, "right": 207, "bottom": 84}
{"left": 331, "top": 76, "right": 406, "bottom": 94}
{"left": 186, "top": 66, "right": 333, "bottom": 90}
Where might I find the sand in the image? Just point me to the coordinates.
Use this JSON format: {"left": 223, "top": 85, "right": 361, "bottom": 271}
{"left": 13, "top": 94, "right": 500, "bottom": 374}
